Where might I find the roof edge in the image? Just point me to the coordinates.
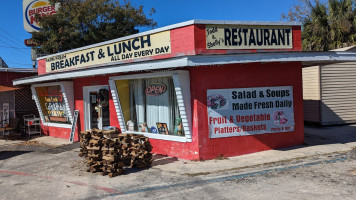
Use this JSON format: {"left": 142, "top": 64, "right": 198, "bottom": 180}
{"left": 15, "top": 51, "right": 356, "bottom": 86}
{"left": 0, "top": 68, "right": 37, "bottom": 73}
{"left": 37, "top": 19, "right": 301, "bottom": 60}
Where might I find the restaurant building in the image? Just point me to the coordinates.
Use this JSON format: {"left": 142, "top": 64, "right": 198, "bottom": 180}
{"left": 13, "top": 20, "right": 356, "bottom": 160}
{"left": 0, "top": 64, "right": 38, "bottom": 125}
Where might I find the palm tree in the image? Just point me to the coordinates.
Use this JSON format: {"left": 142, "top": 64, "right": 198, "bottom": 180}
{"left": 286, "top": 0, "right": 356, "bottom": 51}
{"left": 328, "top": 0, "right": 355, "bottom": 49}
{"left": 302, "top": 1, "right": 330, "bottom": 51}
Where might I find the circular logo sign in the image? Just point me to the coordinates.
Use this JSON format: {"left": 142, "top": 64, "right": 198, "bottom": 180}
{"left": 24, "top": 0, "right": 57, "bottom": 32}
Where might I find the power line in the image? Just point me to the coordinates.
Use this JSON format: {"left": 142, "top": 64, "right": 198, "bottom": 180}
{"left": 0, "top": 28, "right": 28, "bottom": 46}
{"left": 0, "top": 45, "right": 30, "bottom": 49}
{"left": 0, "top": 32, "right": 26, "bottom": 48}
{"left": 6, "top": 60, "right": 33, "bottom": 66}
{"left": 0, "top": 39, "right": 30, "bottom": 55}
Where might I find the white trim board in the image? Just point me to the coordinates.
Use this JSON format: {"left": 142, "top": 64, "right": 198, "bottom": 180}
{"left": 14, "top": 51, "right": 356, "bottom": 86}
{"left": 42, "top": 123, "right": 72, "bottom": 129}
{"left": 83, "top": 85, "right": 109, "bottom": 131}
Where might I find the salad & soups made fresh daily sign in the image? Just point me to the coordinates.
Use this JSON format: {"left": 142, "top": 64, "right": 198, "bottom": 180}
{"left": 207, "top": 86, "right": 294, "bottom": 138}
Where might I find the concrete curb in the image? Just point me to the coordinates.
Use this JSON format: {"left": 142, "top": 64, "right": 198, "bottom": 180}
{"left": 152, "top": 142, "right": 356, "bottom": 176}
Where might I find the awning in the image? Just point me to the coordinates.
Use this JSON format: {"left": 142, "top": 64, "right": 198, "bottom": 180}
{"left": 13, "top": 51, "right": 356, "bottom": 86}
{"left": 0, "top": 85, "right": 21, "bottom": 92}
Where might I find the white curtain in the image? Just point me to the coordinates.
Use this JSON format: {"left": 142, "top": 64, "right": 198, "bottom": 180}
{"left": 130, "top": 79, "right": 145, "bottom": 124}
{"left": 129, "top": 77, "right": 179, "bottom": 134}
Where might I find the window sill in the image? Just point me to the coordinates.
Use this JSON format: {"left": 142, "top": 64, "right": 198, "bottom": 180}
{"left": 124, "top": 131, "right": 191, "bottom": 143}
{"left": 42, "top": 123, "right": 72, "bottom": 129}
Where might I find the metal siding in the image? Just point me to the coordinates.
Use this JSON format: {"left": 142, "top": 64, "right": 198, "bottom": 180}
{"left": 321, "top": 62, "right": 356, "bottom": 124}
{"left": 302, "top": 66, "right": 321, "bottom": 122}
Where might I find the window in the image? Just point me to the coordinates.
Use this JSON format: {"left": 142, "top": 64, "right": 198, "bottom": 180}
{"left": 110, "top": 71, "right": 192, "bottom": 142}
{"left": 35, "top": 85, "right": 71, "bottom": 124}
{"left": 116, "top": 76, "right": 184, "bottom": 136}
{"left": 32, "top": 81, "right": 74, "bottom": 128}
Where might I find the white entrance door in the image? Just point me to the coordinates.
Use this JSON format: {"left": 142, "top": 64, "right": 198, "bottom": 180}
{"left": 83, "top": 85, "right": 110, "bottom": 130}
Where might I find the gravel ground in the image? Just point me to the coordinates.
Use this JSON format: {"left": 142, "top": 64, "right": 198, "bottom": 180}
{"left": 0, "top": 142, "right": 355, "bottom": 200}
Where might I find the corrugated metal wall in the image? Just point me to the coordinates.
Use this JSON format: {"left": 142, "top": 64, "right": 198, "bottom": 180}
{"left": 302, "top": 66, "right": 321, "bottom": 123}
{"left": 321, "top": 62, "right": 356, "bottom": 125}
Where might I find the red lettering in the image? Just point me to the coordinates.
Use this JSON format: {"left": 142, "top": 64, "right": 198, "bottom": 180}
{"left": 30, "top": 15, "right": 37, "bottom": 25}
{"left": 209, "top": 117, "right": 213, "bottom": 124}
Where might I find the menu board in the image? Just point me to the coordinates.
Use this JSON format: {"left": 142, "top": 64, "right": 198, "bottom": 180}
{"left": 2, "top": 103, "right": 9, "bottom": 127}
{"left": 207, "top": 86, "right": 295, "bottom": 138}
{"left": 35, "top": 85, "right": 69, "bottom": 123}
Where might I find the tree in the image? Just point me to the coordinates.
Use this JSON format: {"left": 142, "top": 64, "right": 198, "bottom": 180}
{"left": 281, "top": 0, "right": 316, "bottom": 22}
{"left": 282, "top": 0, "right": 356, "bottom": 51}
{"left": 32, "top": 0, "right": 156, "bottom": 54}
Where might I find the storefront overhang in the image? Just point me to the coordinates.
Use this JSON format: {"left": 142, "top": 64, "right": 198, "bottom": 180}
{"left": 13, "top": 51, "right": 356, "bottom": 86}
{"left": 0, "top": 68, "right": 37, "bottom": 73}
{"left": 0, "top": 85, "right": 21, "bottom": 92}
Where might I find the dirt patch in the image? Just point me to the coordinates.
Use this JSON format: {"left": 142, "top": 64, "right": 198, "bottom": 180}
{"left": 215, "top": 154, "right": 229, "bottom": 160}
{"left": 351, "top": 169, "right": 356, "bottom": 176}
{"left": 20, "top": 141, "right": 45, "bottom": 146}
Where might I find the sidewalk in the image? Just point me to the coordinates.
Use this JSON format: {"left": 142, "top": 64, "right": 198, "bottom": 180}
{"left": 1, "top": 125, "right": 355, "bottom": 176}
{"left": 152, "top": 125, "right": 356, "bottom": 175}
{"left": 0, "top": 135, "right": 71, "bottom": 148}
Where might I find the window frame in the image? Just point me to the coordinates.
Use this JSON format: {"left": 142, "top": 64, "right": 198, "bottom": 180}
{"left": 31, "top": 81, "right": 74, "bottom": 129}
{"left": 109, "top": 70, "right": 192, "bottom": 143}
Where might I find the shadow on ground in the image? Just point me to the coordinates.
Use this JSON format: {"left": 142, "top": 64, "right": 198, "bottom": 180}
{"left": 152, "top": 154, "right": 180, "bottom": 166}
{"left": 279, "top": 124, "right": 356, "bottom": 151}
{"left": 0, "top": 151, "right": 32, "bottom": 160}
{"left": 43, "top": 143, "right": 81, "bottom": 154}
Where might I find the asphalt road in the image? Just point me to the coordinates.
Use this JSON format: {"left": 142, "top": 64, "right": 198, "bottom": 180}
{"left": 0, "top": 142, "right": 355, "bottom": 200}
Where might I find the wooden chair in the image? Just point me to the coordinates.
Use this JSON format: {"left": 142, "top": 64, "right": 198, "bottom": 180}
{"left": 0, "top": 118, "right": 19, "bottom": 140}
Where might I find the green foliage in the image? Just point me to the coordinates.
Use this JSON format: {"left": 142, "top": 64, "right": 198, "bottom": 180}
{"left": 283, "top": 0, "right": 356, "bottom": 51}
{"left": 32, "top": 0, "right": 156, "bottom": 54}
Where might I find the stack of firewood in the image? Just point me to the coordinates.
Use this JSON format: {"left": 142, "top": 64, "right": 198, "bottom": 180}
{"left": 130, "top": 135, "right": 153, "bottom": 168}
{"left": 78, "top": 130, "right": 91, "bottom": 157}
{"left": 79, "top": 128, "right": 153, "bottom": 177}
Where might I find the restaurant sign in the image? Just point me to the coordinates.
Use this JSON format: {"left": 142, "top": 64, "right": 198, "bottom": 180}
{"left": 206, "top": 25, "right": 293, "bottom": 50}
{"left": 23, "top": 0, "right": 59, "bottom": 32}
{"left": 207, "top": 86, "right": 294, "bottom": 138}
{"left": 45, "top": 31, "right": 171, "bottom": 73}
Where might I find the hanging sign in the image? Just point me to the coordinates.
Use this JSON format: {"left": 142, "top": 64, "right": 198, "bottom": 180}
{"left": 207, "top": 86, "right": 295, "bottom": 138}
{"left": 25, "top": 39, "right": 37, "bottom": 47}
{"left": 2, "top": 103, "right": 9, "bottom": 127}
{"left": 145, "top": 83, "right": 167, "bottom": 96}
{"left": 206, "top": 25, "right": 293, "bottom": 50}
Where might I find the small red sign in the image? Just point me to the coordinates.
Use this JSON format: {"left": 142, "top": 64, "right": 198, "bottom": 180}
{"left": 24, "top": 39, "right": 37, "bottom": 47}
{"left": 145, "top": 83, "right": 167, "bottom": 96}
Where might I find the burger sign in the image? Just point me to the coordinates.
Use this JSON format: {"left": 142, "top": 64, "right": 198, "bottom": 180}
{"left": 23, "top": 0, "right": 59, "bottom": 32}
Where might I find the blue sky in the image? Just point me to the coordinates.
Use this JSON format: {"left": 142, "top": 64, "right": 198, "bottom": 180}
{"left": 0, "top": 0, "right": 296, "bottom": 69}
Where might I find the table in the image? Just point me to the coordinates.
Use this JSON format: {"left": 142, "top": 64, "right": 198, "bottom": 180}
{"left": 24, "top": 118, "right": 41, "bottom": 138}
